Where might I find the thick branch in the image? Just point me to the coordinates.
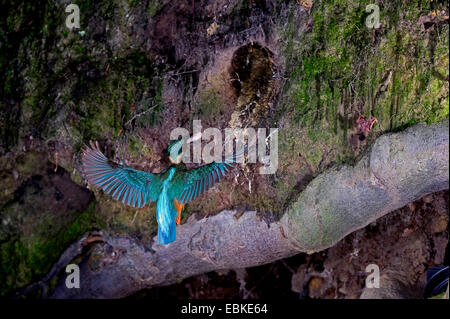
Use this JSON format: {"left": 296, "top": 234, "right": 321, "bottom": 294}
{"left": 50, "top": 121, "right": 449, "bottom": 298}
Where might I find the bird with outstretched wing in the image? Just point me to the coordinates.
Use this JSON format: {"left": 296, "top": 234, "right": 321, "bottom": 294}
{"left": 81, "top": 134, "right": 245, "bottom": 244}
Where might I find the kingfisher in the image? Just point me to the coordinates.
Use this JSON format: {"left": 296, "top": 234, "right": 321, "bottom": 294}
{"left": 81, "top": 133, "right": 245, "bottom": 245}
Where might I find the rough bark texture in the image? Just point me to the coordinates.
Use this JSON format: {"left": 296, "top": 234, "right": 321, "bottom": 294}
{"left": 48, "top": 120, "right": 449, "bottom": 298}
{"left": 284, "top": 120, "right": 450, "bottom": 252}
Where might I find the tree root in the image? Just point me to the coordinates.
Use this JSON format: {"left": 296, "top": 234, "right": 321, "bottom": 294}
{"left": 46, "top": 121, "right": 448, "bottom": 298}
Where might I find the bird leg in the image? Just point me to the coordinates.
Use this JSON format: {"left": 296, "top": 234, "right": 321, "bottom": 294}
{"left": 173, "top": 198, "right": 185, "bottom": 225}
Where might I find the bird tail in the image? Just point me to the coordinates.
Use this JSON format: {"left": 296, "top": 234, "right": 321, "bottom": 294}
{"left": 157, "top": 222, "right": 176, "bottom": 245}
{"left": 156, "top": 190, "right": 177, "bottom": 245}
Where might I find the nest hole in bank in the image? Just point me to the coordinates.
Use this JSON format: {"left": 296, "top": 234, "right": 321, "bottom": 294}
{"left": 229, "top": 43, "right": 276, "bottom": 127}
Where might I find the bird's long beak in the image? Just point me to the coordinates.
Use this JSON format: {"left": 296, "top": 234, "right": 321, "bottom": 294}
{"left": 186, "top": 132, "right": 202, "bottom": 144}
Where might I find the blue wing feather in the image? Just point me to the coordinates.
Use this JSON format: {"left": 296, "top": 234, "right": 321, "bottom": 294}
{"left": 82, "top": 141, "right": 162, "bottom": 208}
{"left": 121, "top": 186, "right": 129, "bottom": 204}
{"left": 103, "top": 178, "right": 118, "bottom": 193}
{"left": 169, "top": 144, "right": 247, "bottom": 204}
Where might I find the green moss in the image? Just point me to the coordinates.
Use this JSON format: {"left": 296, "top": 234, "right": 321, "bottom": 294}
{"left": 0, "top": 0, "right": 171, "bottom": 297}
{"left": 60, "top": 51, "right": 164, "bottom": 149}
{"left": 286, "top": 194, "right": 322, "bottom": 250}
{"left": 319, "top": 205, "right": 342, "bottom": 248}
{"left": 126, "top": 134, "right": 146, "bottom": 158}
{"left": 195, "top": 88, "right": 224, "bottom": 120}
{"left": 275, "top": 0, "right": 449, "bottom": 203}
{"left": 0, "top": 201, "right": 101, "bottom": 297}
{"left": 283, "top": 0, "right": 448, "bottom": 128}
{"left": 104, "top": 197, "right": 158, "bottom": 245}
{"left": 147, "top": 0, "right": 168, "bottom": 17}
{"left": 76, "top": 0, "right": 93, "bottom": 11}
{"left": 15, "top": 152, "right": 47, "bottom": 177}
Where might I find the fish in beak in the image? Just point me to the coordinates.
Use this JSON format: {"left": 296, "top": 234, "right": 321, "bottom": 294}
{"left": 186, "top": 132, "right": 202, "bottom": 144}
{"left": 169, "top": 132, "right": 203, "bottom": 164}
